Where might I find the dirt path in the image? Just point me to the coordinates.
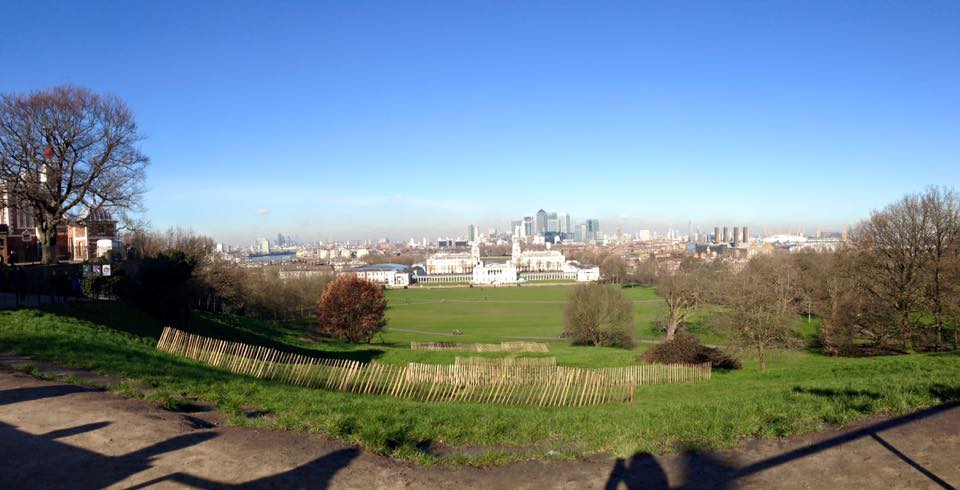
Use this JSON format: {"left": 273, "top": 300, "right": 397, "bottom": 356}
{"left": 0, "top": 369, "right": 957, "bottom": 489}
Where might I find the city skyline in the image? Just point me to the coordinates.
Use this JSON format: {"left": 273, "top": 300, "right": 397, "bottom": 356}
{"left": 229, "top": 214, "right": 847, "bottom": 248}
{"left": 2, "top": 1, "right": 957, "bottom": 244}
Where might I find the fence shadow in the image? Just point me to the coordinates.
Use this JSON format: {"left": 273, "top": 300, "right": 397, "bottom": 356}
{"left": 126, "top": 447, "right": 360, "bottom": 489}
{"left": 0, "top": 385, "right": 217, "bottom": 488}
{"left": 0, "top": 419, "right": 218, "bottom": 489}
{"left": 0, "top": 381, "right": 362, "bottom": 489}
{"left": 0, "top": 384, "right": 99, "bottom": 406}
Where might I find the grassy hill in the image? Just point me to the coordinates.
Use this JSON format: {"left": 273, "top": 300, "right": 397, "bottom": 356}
{"left": 0, "top": 293, "right": 958, "bottom": 464}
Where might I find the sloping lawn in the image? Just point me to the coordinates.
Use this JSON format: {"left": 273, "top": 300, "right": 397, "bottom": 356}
{"left": 0, "top": 302, "right": 958, "bottom": 465}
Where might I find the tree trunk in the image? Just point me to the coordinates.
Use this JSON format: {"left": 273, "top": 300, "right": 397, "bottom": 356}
{"left": 39, "top": 225, "right": 59, "bottom": 265}
{"left": 665, "top": 317, "right": 679, "bottom": 342}
{"left": 757, "top": 345, "right": 766, "bottom": 370}
{"left": 900, "top": 311, "right": 913, "bottom": 352}
{"left": 935, "top": 321, "right": 943, "bottom": 351}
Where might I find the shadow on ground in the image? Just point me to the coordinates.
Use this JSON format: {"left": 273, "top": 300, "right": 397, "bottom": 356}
{"left": 0, "top": 384, "right": 358, "bottom": 489}
{"left": 604, "top": 400, "right": 958, "bottom": 489}
{"left": 1, "top": 382, "right": 957, "bottom": 489}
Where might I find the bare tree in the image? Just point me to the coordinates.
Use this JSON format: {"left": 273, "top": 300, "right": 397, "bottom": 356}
{"left": 629, "top": 255, "right": 659, "bottom": 285}
{"left": 920, "top": 187, "right": 960, "bottom": 350}
{"left": 562, "top": 283, "right": 634, "bottom": 347}
{"left": 853, "top": 194, "right": 929, "bottom": 351}
{"left": 600, "top": 255, "right": 628, "bottom": 284}
{"left": 716, "top": 259, "right": 800, "bottom": 369}
{"left": 655, "top": 264, "right": 707, "bottom": 341}
{"left": 795, "top": 250, "right": 859, "bottom": 355}
{"left": 0, "top": 86, "right": 148, "bottom": 264}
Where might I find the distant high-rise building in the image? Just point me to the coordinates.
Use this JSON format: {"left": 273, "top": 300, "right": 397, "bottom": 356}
{"left": 547, "top": 212, "right": 559, "bottom": 233}
{"left": 536, "top": 209, "right": 547, "bottom": 235}
{"left": 558, "top": 213, "right": 570, "bottom": 234}
{"left": 523, "top": 216, "right": 535, "bottom": 237}
{"left": 722, "top": 226, "right": 729, "bottom": 243}
{"left": 258, "top": 238, "right": 270, "bottom": 254}
{"left": 714, "top": 226, "right": 720, "bottom": 244}
{"left": 742, "top": 226, "right": 749, "bottom": 244}
{"left": 733, "top": 226, "right": 740, "bottom": 246}
{"left": 467, "top": 224, "right": 479, "bottom": 242}
{"left": 585, "top": 219, "right": 600, "bottom": 242}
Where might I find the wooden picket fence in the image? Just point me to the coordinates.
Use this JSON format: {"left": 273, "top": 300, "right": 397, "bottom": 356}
{"left": 454, "top": 356, "right": 557, "bottom": 368}
{"left": 156, "top": 327, "right": 710, "bottom": 407}
{"left": 410, "top": 341, "right": 550, "bottom": 352}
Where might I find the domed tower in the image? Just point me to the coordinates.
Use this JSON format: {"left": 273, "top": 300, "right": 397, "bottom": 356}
{"left": 471, "top": 241, "right": 481, "bottom": 267}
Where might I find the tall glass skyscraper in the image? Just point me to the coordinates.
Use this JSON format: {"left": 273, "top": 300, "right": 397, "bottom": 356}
{"left": 535, "top": 209, "right": 547, "bottom": 235}
{"left": 585, "top": 219, "right": 600, "bottom": 241}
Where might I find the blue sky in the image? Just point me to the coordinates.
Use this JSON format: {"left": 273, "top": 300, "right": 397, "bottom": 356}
{"left": 1, "top": 1, "right": 957, "bottom": 244}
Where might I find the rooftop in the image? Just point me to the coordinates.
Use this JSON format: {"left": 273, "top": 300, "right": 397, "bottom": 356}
{"left": 354, "top": 263, "right": 410, "bottom": 272}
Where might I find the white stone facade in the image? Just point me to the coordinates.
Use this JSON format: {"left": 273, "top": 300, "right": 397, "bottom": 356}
{"left": 563, "top": 262, "right": 600, "bottom": 282}
{"left": 426, "top": 252, "right": 475, "bottom": 274}
{"left": 350, "top": 264, "right": 411, "bottom": 288}
{"left": 511, "top": 241, "right": 567, "bottom": 272}
{"left": 472, "top": 261, "right": 518, "bottom": 286}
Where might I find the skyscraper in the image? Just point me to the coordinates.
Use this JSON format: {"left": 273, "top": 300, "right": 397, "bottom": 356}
{"left": 523, "top": 216, "right": 535, "bottom": 237}
{"left": 535, "top": 209, "right": 547, "bottom": 236}
{"left": 467, "top": 224, "right": 479, "bottom": 242}
{"left": 546, "top": 212, "right": 559, "bottom": 233}
{"left": 585, "top": 219, "right": 600, "bottom": 242}
{"left": 576, "top": 223, "right": 587, "bottom": 241}
{"left": 559, "top": 213, "right": 570, "bottom": 235}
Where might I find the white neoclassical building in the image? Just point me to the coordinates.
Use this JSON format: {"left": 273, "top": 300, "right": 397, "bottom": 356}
{"left": 350, "top": 263, "right": 411, "bottom": 288}
{"left": 563, "top": 261, "right": 601, "bottom": 282}
{"left": 472, "top": 260, "right": 519, "bottom": 286}
{"left": 417, "top": 241, "right": 599, "bottom": 285}
{"left": 426, "top": 251, "right": 476, "bottom": 274}
{"left": 511, "top": 241, "right": 566, "bottom": 272}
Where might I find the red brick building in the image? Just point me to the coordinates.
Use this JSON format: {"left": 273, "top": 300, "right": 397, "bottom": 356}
{"left": 0, "top": 205, "right": 118, "bottom": 264}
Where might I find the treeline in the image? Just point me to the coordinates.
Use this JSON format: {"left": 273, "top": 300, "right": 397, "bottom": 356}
{"left": 813, "top": 187, "right": 960, "bottom": 354}
{"left": 120, "top": 228, "right": 332, "bottom": 326}
{"left": 653, "top": 187, "right": 960, "bottom": 359}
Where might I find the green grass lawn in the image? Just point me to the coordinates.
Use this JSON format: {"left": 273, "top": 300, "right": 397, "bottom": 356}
{"left": 384, "top": 285, "right": 664, "bottom": 341}
{"left": 0, "top": 294, "right": 958, "bottom": 465}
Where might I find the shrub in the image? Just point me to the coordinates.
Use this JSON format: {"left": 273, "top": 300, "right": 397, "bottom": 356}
{"left": 562, "top": 283, "right": 634, "bottom": 348}
{"left": 120, "top": 250, "right": 197, "bottom": 326}
{"left": 316, "top": 275, "right": 387, "bottom": 343}
{"left": 643, "top": 331, "right": 741, "bottom": 370}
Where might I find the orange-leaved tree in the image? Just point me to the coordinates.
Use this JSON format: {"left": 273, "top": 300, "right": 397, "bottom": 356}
{"left": 316, "top": 275, "right": 387, "bottom": 343}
